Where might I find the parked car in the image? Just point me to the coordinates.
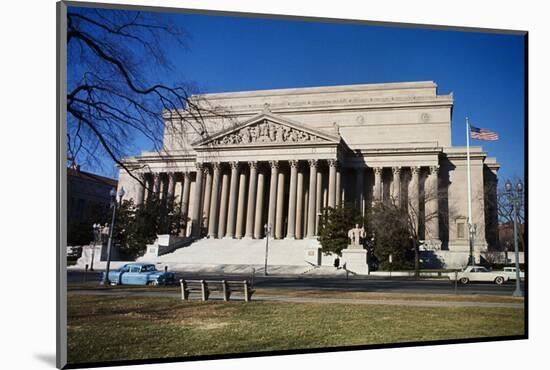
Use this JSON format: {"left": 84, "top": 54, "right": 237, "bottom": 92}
{"left": 501, "top": 266, "right": 525, "bottom": 280}
{"left": 449, "top": 265, "right": 509, "bottom": 285}
{"left": 102, "top": 263, "right": 177, "bottom": 286}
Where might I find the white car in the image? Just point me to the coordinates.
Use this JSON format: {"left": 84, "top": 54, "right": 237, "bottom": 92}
{"left": 501, "top": 267, "right": 525, "bottom": 280}
{"left": 450, "top": 266, "right": 509, "bottom": 285}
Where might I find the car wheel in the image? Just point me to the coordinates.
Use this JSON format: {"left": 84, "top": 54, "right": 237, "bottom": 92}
{"left": 110, "top": 281, "right": 118, "bottom": 286}
{"left": 494, "top": 276, "right": 504, "bottom": 285}
{"left": 149, "top": 280, "right": 159, "bottom": 286}
{"left": 459, "top": 277, "right": 469, "bottom": 284}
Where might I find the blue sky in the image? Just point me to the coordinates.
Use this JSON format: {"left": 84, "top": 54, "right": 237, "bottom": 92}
{"left": 74, "top": 8, "right": 525, "bottom": 183}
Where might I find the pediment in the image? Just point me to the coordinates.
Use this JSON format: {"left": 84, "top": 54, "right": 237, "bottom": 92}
{"left": 193, "top": 112, "right": 340, "bottom": 148}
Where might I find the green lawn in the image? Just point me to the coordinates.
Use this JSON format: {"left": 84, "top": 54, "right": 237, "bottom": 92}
{"left": 67, "top": 294, "right": 524, "bottom": 365}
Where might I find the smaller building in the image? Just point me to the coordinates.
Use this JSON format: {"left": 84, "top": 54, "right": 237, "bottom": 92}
{"left": 498, "top": 222, "right": 525, "bottom": 252}
{"left": 67, "top": 166, "right": 118, "bottom": 245}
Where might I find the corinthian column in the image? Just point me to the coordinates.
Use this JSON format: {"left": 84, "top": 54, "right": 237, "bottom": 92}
{"left": 355, "top": 167, "right": 364, "bottom": 215}
{"left": 202, "top": 166, "right": 213, "bottom": 231}
{"left": 373, "top": 167, "right": 382, "bottom": 202}
{"left": 235, "top": 165, "right": 248, "bottom": 238}
{"left": 315, "top": 170, "right": 323, "bottom": 234}
{"left": 335, "top": 165, "right": 341, "bottom": 207}
{"left": 254, "top": 169, "right": 266, "bottom": 239}
{"left": 408, "top": 166, "right": 420, "bottom": 234}
{"left": 275, "top": 167, "right": 286, "bottom": 239}
{"left": 191, "top": 163, "right": 204, "bottom": 237}
{"left": 207, "top": 163, "right": 221, "bottom": 238}
{"left": 167, "top": 172, "right": 176, "bottom": 199}
{"left": 136, "top": 173, "right": 145, "bottom": 205}
{"left": 286, "top": 160, "right": 298, "bottom": 239}
{"left": 217, "top": 169, "right": 230, "bottom": 238}
{"left": 152, "top": 173, "right": 161, "bottom": 196}
{"left": 295, "top": 168, "right": 304, "bottom": 239}
{"left": 245, "top": 161, "right": 258, "bottom": 238}
{"left": 225, "top": 162, "right": 239, "bottom": 238}
{"left": 267, "top": 161, "right": 279, "bottom": 232}
{"left": 328, "top": 160, "right": 337, "bottom": 208}
{"left": 307, "top": 159, "right": 318, "bottom": 238}
{"left": 180, "top": 172, "right": 191, "bottom": 221}
{"left": 426, "top": 165, "right": 440, "bottom": 240}
{"left": 392, "top": 166, "right": 402, "bottom": 206}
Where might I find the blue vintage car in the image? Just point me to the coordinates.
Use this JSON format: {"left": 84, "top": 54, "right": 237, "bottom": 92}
{"left": 103, "top": 263, "right": 177, "bottom": 286}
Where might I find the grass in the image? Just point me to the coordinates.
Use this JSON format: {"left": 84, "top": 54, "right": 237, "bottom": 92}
{"left": 67, "top": 281, "right": 525, "bottom": 304}
{"left": 67, "top": 294, "right": 525, "bottom": 365}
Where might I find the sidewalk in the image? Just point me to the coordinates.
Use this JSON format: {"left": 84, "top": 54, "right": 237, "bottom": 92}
{"left": 68, "top": 289, "right": 524, "bottom": 309}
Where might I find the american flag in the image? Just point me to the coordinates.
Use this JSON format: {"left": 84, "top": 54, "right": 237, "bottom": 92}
{"left": 470, "top": 125, "right": 499, "bottom": 141}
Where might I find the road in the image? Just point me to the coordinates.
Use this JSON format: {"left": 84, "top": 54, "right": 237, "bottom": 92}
{"left": 67, "top": 270, "right": 525, "bottom": 296}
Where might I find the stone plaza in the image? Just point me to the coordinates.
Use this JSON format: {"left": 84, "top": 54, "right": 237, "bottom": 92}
{"left": 117, "top": 81, "right": 500, "bottom": 269}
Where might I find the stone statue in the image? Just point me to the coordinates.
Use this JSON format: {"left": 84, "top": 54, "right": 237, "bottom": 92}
{"left": 347, "top": 224, "right": 366, "bottom": 248}
{"left": 240, "top": 126, "right": 250, "bottom": 143}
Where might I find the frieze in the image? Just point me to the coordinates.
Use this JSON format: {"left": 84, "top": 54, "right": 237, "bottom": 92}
{"left": 223, "top": 94, "right": 453, "bottom": 111}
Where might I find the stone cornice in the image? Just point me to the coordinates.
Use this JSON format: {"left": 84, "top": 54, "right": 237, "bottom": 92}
{"left": 191, "top": 81, "right": 439, "bottom": 99}
{"left": 165, "top": 96, "right": 453, "bottom": 120}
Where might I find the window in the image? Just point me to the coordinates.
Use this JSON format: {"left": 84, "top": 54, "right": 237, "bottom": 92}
{"left": 130, "top": 266, "right": 141, "bottom": 273}
{"left": 457, "top": 222, "right": 465, "bottom": 239}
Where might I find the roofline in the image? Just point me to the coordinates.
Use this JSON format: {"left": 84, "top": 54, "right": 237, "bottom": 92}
{"left": 190, "top": 81, "right": 438, "bottom": 100}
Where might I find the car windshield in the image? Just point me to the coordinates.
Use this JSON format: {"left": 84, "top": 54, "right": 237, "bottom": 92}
{"left": 141, "top": 265, "right": 157, "bottom": 272}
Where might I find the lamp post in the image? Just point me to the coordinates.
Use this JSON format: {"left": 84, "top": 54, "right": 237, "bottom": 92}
{"left": 264, "top": 223, "right": 272, "bottom": 276}
{"left": 91, "top": 223, "right": 100, "bottom": 271}
{"left": 468, "top": 223, "right": 477, "bottom": 266}
{"left": 505, "top": 180, "right": 524, "bottom": 297}
{"left": 101, "top": 187, "right": 125, "bottom": 285}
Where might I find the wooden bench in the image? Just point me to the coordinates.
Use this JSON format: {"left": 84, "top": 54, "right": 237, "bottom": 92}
{"left": 179, "top": 279, "right": 255, "bottom": 302}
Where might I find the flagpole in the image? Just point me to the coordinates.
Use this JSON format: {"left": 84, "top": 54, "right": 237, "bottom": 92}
{"left": 466, "top": 117, "right": 474, "bottom": 265}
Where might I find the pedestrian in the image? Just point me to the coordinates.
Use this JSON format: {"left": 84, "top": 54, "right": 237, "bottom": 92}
{"left": 334, "top": 256, "right": 340, "bottom": 269}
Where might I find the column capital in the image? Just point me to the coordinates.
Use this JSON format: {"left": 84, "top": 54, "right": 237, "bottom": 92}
{"left": 202, "top": 166, "right": 211, "bottom": 175}
{"left": 411, "top": 166, "right": 421, "bottom": 176}
{"left": 269, "top": 160, "right": 279, "bottom": 170}
{"left": 248, "top": 161, "right": 258, "bottom": 169}
{"left": 429, "top": 165, "right": 440, "bottom": 175}
{"left": 195, "top": 162, "right": 204, "bottom": 171}
{"left": 211, "top": 162, "right": 221, "bottom": 171}
{"left": 182, "top": 171, "right": 190, "bottom": 179}
{"left": 373, "top": 167, "right": 383, "bottom": 175}
{"left": 308, "top": 159, "right": 318, "bottom": 168}
{"left": 229, "top": 161, "right": 239, "bottom": 170}
{"left": 327, "top": 159, "right": 338, "bottom": 168}
{"left": 289, "top": 160, "right": 299, "bottom": 168}
{"left": 392, "top": 166, "right": 402, "bottom": 175}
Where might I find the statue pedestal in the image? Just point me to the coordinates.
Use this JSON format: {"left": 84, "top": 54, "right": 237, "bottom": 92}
{"left": 341, "top": 246, "right": 369, "bottom": 275}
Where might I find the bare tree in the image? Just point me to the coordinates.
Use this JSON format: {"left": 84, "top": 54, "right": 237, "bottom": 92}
{"left": 66, "top": 8, "right": 225, "bottom": 185}
{"left": 370, "top": 185, "right": 452, "bottom": 276}
{"left": 482, "top": 177, "right": 525, "bottom": 251}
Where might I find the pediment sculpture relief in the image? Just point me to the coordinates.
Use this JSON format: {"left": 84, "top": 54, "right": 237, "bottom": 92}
{"left": 212, "top": 120, "right": 325, "bottom": 146}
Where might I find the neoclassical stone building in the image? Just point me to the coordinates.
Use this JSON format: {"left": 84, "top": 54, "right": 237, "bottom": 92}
{"left": 119, "top": 81, "right": 499, "bottom": 267}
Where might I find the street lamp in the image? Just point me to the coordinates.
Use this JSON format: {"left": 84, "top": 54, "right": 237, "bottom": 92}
{"left": 264, "top": 223, "right": 272, "bottom": 276}
{"left": 468, "top": 223, "right": 477, "bottom": 266}
{"left": 505, "top": 180, "right": 524, "bottom": 297}
{"left": 91, "top": 223, "right": 101, "bottom": 271}
{"left": 101, "top": 187, "right": 125, "bottom": 285}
